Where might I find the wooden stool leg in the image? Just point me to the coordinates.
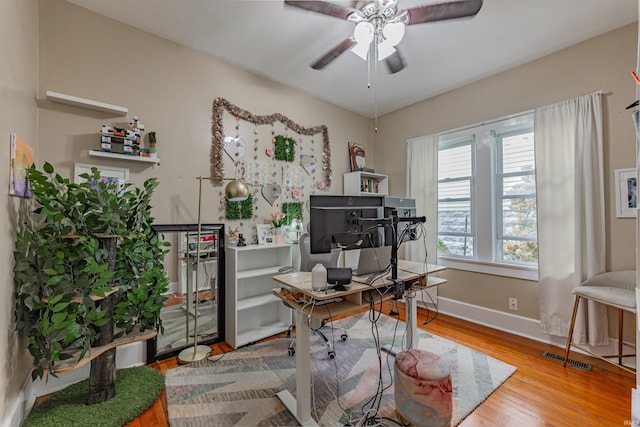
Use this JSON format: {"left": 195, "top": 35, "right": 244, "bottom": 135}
{"left": 563, "top": 296, "right": 581, "bottom": 367}
{"left": 618, "top": 309, "right": 623, "bottom": 365}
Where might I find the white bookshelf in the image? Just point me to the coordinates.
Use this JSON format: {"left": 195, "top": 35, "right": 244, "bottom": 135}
{"left": 225, "top": 244, "right": 292, "bottom": 348}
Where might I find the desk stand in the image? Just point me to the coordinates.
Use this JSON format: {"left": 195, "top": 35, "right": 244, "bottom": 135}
{"left": 382, "top": 288, "right": 419, "bottom": 356}
{"left": 275, "top": 310, "right": 318, "bottom": 426}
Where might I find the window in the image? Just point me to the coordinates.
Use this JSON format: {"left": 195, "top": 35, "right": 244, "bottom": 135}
{"left": 437, "top": 112, "right": 537, "bottom": 279}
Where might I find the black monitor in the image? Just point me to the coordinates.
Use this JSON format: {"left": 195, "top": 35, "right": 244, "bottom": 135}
{"left": 309, "top": 195, "right": 386, "bottom": 254}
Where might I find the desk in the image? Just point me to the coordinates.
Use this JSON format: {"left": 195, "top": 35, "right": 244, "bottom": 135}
{"left": 272, "top": 260, "right": 446, "bottom": 426}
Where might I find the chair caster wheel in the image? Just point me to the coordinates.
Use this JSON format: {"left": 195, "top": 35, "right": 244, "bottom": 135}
{"left": 288, "top": 347, "right": 295, "bottom": 356}
{"left": 341, "top": 334, "right": 348, "bottom": 341}
{"left": 328, "top": 350, "right": 335, "bottom": 359}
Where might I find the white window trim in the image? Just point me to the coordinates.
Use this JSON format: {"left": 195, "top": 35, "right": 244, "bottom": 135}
{"left": 437, "top": 110, "right": 537, "bottom": 279}
{"left": 438, "top": 255, "right": 539, "bottom": 281}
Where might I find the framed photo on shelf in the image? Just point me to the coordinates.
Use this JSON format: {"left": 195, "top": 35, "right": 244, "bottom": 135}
{"left": 256, "top": 224, "right": 272, "bottom": 245}
{"left": 614, "top": 168, "right": 637, "bottom": 218}
{"left": 74, "top": 163, "right": 129, "bottom": 191}
{"left": 348, "top": 142, "right": 372, "bottom": 172}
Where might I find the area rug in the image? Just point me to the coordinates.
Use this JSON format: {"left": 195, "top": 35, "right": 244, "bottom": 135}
{"left": 165, "top": 311, "right": 516, "bottom": 426}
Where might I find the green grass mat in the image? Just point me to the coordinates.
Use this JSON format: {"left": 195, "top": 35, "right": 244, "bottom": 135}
{"left": 24, "top": 366, "right": 164, "bottom": 427}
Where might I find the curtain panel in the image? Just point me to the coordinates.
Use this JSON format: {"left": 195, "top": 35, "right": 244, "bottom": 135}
{"left": 535, "top": 91, "right": 606, "bottom": 345}
{"left": 406, "top": 135, "right": 438, "bottom": 266}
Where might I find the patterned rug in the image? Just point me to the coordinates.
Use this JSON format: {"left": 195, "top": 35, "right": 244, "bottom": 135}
{"left": 165, "top": 311, "right": 516, "bottom": 426}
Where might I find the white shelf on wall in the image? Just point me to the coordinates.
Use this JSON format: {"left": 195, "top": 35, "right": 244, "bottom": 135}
{"left": 344, "top": 171, "right": 389, "bottom": 196}
{"left": 89, "top": 150, "right": 159, "bottom": 164}
{"left": 46, "top": 91, "right": 128, "bottom": 116}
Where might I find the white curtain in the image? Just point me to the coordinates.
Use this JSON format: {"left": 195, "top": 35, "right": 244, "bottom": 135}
{"left": 535, "top": 91, "right": 607, "bottom": 345}
{"left": 405, "top": 135, "right": 438, "bottom": 266}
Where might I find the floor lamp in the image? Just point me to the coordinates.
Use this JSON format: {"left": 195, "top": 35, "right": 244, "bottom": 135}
{"left": 178, "top": 175, "right": 249, "bottom": 364}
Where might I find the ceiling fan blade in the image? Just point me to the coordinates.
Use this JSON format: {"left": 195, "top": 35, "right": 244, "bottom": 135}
{"left": 311, "top": 37, "right": 356, "bottom": 70}
{"left": 404, "top": 0, "right": 483, "bottom": 25}
{"left": 284, "top": 1, "right": 359, "bottom": 20}
{"left": 385, "top": 50, "right": 405, "bottom": 74}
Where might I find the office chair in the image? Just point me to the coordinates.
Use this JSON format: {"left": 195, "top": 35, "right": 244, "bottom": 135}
{"left": 284, "top": 232, "right": 347, "bottom": 358}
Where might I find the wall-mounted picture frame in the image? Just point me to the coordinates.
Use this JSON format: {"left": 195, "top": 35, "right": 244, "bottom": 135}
{"left": 256, "top": 224, "right": 272, "bottom": 245}
{"left": 615, "top": 168, "right": 637, "bottom": 218}
{"left": 74, "top": 163, "right": 129, "bottom": 191}
{"left": 348, "top": 142, "right": 371, "bottom": 172}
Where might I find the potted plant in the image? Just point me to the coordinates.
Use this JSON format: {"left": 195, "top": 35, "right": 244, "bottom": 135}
{"left": 13, "top": 162, "right": 169, "bottom": 404}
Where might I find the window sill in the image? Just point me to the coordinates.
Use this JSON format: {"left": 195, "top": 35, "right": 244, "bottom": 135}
{"left": 437, "top": 256, "right": 539, "bottom": 281}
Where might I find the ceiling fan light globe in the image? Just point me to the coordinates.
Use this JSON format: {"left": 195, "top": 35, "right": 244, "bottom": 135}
{"left": 351, "top": 42, "right": 371, "bottom": 60}
{"left": 377, "top": 43, "right": 396, "bottom": 60}
{"left": 351, "top": 21, "right": 374, "bottom": 60}
{"left": 382, "top": 21, "right": 405, "bottom": 45}
{"left": 353, "top": 21, "right": 374, "bottom": 44}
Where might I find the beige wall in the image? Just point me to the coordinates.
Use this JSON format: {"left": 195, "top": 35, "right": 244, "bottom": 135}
{"left": 0, "top": 0, "right": 39, "bottom": 422}
{"left": 373, "top": 24, "right": 638, "bottom": 320}
{"left": 38, "top": 0, "right": 371, "bottom": 232}
{"left": 0, "top": 0, "right": 636, "bottom": 422}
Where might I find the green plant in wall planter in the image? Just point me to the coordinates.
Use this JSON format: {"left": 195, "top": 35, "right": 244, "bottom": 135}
{"left": 273, "top": 135, "right": 295, "bottom": 162}
{"left": 13, "top": 162, "right": 169, "bottom": 404}
{"left": 226, "top": 196, "right": 253, "bottom": 220}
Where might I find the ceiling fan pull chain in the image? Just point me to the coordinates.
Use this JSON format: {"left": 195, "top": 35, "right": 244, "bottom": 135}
{"left": 373, "top": 37, "right": 379, "bottom": 133}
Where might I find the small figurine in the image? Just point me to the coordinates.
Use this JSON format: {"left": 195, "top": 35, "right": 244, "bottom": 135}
{"left": 237, "top": 233, "right": 247, "bottom": 247}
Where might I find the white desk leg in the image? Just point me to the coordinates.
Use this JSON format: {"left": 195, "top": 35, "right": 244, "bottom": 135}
{"left": 276, "top": 311, "right": 318, "bottom": 426}
{"left": 405, "top": 293, "right": 418, "bottom": 351}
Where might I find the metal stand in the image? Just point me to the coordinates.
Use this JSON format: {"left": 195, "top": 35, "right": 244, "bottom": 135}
{"left": 178, "top": 177, "right": 211, "bottom": 364}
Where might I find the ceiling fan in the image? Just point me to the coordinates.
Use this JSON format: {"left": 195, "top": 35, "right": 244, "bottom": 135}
{"left": 284, "top": 0, "right": 483, "bottom": 74}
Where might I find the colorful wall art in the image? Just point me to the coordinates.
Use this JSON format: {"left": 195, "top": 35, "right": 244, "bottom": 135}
{"left": 10, "top": 133, "right": 35, "bottom": 198}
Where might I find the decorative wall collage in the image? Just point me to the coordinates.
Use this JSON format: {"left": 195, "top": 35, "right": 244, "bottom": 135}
{"left": 210, "top": 98, "right": 332, "bottom": 244}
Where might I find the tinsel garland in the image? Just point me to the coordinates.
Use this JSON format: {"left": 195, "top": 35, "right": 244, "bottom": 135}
{"left": 211, "top": 97, "right": 332, "bottom": 188}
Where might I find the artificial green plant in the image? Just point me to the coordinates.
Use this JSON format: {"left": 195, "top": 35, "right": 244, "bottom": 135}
{"left": 14, "top": 162, "right": 169, "bottom": 380}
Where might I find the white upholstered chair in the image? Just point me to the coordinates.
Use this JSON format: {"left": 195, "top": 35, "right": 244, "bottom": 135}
{"left": 563, "top": 270, "right": 636, "bottom": 374}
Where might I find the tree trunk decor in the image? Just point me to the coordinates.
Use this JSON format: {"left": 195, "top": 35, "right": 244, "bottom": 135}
{"left": 14, "top": 162, "right": 169, "bottom": 404}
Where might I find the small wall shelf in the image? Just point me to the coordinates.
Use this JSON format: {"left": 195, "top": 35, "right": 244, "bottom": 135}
{"left": 344, "top": 171, "right": 389, "bottom": 196}
{"left": 89, "top": 150, "right": 159, "bottom": 164}
{"left": 46, "top": 90, "right": 128, "bottom": 116}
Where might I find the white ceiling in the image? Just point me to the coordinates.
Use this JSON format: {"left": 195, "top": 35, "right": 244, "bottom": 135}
{"left": 65, "top": 0, "right": 638, "bottom": 118}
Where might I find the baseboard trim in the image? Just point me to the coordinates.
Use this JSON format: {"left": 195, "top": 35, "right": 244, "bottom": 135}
{"left": 2, "top": 375, "right": 34, "bottom": 427}
{"left": 416, "top": 297, "right": 635, "bottom": 365}
{"left": 10, "top": 340, "right": 149, "bottom": 427}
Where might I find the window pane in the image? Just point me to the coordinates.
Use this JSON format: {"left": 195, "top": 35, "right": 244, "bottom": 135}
{"left": 438, "top": 179, "right": 471, "bottom": 200}
{"left": 438, "top": 235, "right": 474, "bottom": 257}
{"left": 438, "top": 201, "right": 471, "bottom": 234}
{"left": 438, "top": 144, "right": 471, "bottom": 180}
{"left": 502, "top": 132, "right": 534, "bottom": 174}
{"left": 502, "top": 174, "right": 535, "bottom": 196}
{"left": 501, "top": 198, "right": 537, "bottom": 238}
{"left": 501, "top": 239, "right": 538, "bottom": 263}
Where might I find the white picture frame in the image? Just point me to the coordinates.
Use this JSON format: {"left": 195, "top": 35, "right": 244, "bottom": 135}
{"left": 614, "top": 168, "right": 637, "bottom": 218}
{"left": 256, "top": 224, "right": 272, "bottom": 245}
{"left": 74, "top": 163, "right": 129, "bottom": 190}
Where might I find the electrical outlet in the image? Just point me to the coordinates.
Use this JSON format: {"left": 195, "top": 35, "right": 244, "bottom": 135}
{"left": 508, "top": 297, "right": 518, "bottom": 311}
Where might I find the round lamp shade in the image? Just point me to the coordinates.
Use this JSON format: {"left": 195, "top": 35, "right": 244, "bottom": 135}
{"left": 225, "top": 179, "right": 249, "bottom": 202}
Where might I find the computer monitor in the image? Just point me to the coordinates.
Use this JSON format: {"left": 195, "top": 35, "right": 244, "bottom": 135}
{"left": 309, "top": 195, "right": 386, "bottom": 254}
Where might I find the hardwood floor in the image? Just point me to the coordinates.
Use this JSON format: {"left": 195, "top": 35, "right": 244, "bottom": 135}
{"left": 126, "top": 300, "right": 635, "bottom": 426}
